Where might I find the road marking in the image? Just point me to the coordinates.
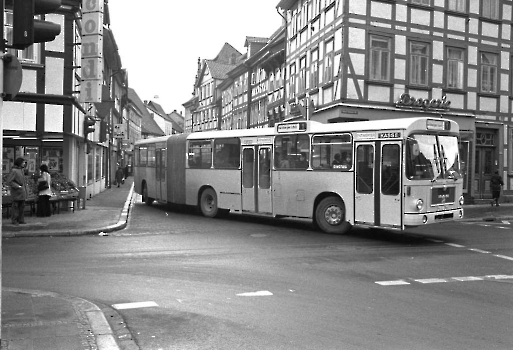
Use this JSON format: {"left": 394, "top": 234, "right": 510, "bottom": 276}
{"left": 445, "top": 243, "right": 465, "bottom": 248}
{"left": 236, "top": 290, "right": 273, "bottom": 296}
{"left": 375, "top": 280, "right": 410, "bottom": 286}
{"left": 503, "top": 221, "right": 510, "bottom": 224}
{"left": 451, "top": 276, "right": 483, "bottom": 282}
{"left": 494, "top": 255, "right": 513, "bottom": 261}
{"left": 112, "top": 301, "right": 159, "bottom": 310}
{"left": 414, "top": 278, "right": 448, "bottom": 284}
{"left": 469, "top": 248, "right": 491, "bottom": 254}
{"left": 376, "top": 274, "right": 513, "bottom": 286}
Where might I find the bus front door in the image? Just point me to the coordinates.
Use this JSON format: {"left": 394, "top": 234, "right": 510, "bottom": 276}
{"left": 380, "top": 142, "right": 402, "bottom": 227}
{"left": 242, "top": 146, "right": 272, "bottom": 214}
{"left": 355, "top": 143, "right": 375, "bottom": 225}
{"left": 355, "top": 141, "right": 402, "bottom": 228}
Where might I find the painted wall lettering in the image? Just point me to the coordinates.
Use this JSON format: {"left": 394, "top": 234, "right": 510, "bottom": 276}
{"left": 80, "top": 0, "right": 104, "bottom": 103}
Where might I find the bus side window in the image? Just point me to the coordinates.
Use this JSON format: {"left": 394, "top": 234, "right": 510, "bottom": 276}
{"left": 214, "top": 138, "right": 240, "bottom": 169}
{"left": 188, "top": 140, "right": 212, "bottom": 168}
{"left": 312, "top": 134, "right": 352, "bottom": 170}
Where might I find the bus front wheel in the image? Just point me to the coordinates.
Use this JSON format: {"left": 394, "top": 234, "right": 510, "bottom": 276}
{"left": 315, "top": 197, "right": 351, "bottom": 234}
{"left": 142, "top": 184, "right": 154, "bottom": 206}
{"left": 200, "top": 188, "right": 219, "bottom": 218}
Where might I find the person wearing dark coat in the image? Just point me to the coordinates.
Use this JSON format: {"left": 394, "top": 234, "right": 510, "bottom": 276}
{"left": 115, "top": 166, "right": 124, "bottom": 187}
{"left": 37, "top": 164, "right": 52, "bottom": 217}
{"left": 6, "top": 158, "right": 29, "bottom": 225}
{"left": 490, "top": 170, "right": 504, "bottom": 207}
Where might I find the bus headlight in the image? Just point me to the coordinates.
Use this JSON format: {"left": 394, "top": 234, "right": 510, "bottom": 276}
{"left": 459, "top": 196, "right": 464, "bottom": 206}
{"left": 416, "top": 199, "right": 424, "bottom": 211}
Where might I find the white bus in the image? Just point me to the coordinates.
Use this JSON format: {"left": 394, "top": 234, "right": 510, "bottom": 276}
{"left": 134, "top": 117, "right": 464, "bottom": 234}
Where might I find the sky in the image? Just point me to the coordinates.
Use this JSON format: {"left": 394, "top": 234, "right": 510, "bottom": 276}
{"left": 107, "top": 0, "right": 284, "bottom": 115}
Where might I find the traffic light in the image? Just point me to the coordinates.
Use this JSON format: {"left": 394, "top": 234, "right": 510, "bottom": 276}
{"left": 12, "top": 0, "right": 62, "bottom": 50}
{"left": 84, "top": 117, "right": 96, "bottom": 139}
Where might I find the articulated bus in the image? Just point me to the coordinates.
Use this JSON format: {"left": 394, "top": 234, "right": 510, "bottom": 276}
{"left": 134, "top": 117, "right": 464, "bottom": 234}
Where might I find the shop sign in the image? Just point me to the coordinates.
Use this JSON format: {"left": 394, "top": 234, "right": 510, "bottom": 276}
{"left": 80, "top": 0, "right": 104, "bottom": 103}
{"left": 395, "top": 93, "right": 451, "bottom": 110}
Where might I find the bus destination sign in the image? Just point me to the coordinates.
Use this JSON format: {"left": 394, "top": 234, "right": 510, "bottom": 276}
{"left": 277, "top": 122, "right": 307, "bottom": 133}
{"left": 378, "top": 131, "right": 401, "bottom": 139}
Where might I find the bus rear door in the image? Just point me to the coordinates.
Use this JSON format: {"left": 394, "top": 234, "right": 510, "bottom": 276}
{"left": 242, "top": 145, "right": 272, "bottom": 214}
{"left": 354, "top": 141, "right": 402, "bottom": 228}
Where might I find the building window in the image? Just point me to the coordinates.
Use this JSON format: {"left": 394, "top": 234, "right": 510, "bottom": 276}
{"left": 299, "top": 56, "right": 307, "bottom": 93}
{"left": 369, "top": 35, "right": 391, "bottom": 82}
{"left": 412, "top": 0, "right": 431, "bottom": 5}
{"left": 323, "top": 38, "right": 334, "bottom": 83}
{"left": 447, "top": 0, "right": 466, "bottom": 12}
{"left": 482, "top": 0, "right": 499, "bottom": 20}
{"left": 4, "top": 10, "right": 39, "bottom": 63}
{"left": 289, "top": 63, "right": 297, "bottom": 99}
{"left": 310, "top": 48, "right": 319, "bottom": 89}
{"left": 409, "top": 42, "right": 430, "bottom": 86}
{"left": 480, "top": 52, "right": 497, "bottom": 93}
{"left": 447, "top": 47, "right": 464, "bottom": 89}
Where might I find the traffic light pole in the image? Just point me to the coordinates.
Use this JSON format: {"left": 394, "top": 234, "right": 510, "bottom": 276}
{"left": 0, "top": 0, "right": 5, "bottom": 340}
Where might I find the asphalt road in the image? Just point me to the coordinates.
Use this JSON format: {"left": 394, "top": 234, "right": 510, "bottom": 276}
{"left": 3, "top": 197, "right": 513, "bottom": 350}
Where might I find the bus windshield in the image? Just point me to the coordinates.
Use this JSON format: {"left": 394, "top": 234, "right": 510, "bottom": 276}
{"left": 406, "top": 134, "right": 460, "bottom": 181}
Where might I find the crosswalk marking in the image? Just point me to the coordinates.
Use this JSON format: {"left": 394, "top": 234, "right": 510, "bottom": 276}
{"left": 376, "top": 275, "right": 513, "bottom": 286}
{"left": 112, "top": 301, "right": 159, "bottom": 310}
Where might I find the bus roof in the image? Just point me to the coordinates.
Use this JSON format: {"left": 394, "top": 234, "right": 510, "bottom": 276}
{"left": 136, "top": 117, "right": 458, "bottom": 145}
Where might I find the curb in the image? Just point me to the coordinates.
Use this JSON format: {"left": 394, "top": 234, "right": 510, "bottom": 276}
{"left": 3, "top": 288, "right": 121, "bottom": 350}
{"left": 2, "top": 184, "right": 135, "bottom": 238}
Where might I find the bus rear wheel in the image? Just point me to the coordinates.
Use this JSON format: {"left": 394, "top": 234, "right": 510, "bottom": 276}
{"left": 200, "top": 188, "right": 219, "bottom": 218}
{"left": 142, "top": 183, "right": 154, "bottom": 206}
{"left": 315, "top": 197, "right": 351, "bottom": 234}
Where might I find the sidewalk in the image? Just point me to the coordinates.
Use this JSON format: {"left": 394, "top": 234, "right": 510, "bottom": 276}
{"left": 2, "top": 178, "right": 138, "bottom": 350}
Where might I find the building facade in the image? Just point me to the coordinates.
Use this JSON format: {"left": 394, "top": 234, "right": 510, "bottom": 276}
{"left": 2, "top": 1, "right": 138, "bottom": 200}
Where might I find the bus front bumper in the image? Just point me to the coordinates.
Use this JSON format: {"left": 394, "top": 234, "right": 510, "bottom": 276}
{"left": 404, "top": 207, "right": 464, "bottom": 227}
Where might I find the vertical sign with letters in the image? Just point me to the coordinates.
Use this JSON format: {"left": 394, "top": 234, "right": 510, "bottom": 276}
{"left": 80, "top": 0, "right": 104, "bottom": 103}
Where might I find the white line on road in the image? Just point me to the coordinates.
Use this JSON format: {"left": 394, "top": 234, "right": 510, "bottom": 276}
{"left": 445, "top": 243, "right": 465, "bottom": 248}
{"left": 112, "top": 301, "right": 159, "bottom": 310}
{"left": 375, "top": 280, "right": 410, "bottom": 286}
{"left": 469, "top": 248, "right": 491, "bottom": 254}
{"left": 376, "top": 274, "right": 513, "bottom": 286}
{"left": 414, "top": 278, "right": 448, "bottom": 284}
{"left": 236, "top": 290, "right": 273, "bottom": 296}
{"left": 494, "top": 255, "right": 513, "bottom": 261}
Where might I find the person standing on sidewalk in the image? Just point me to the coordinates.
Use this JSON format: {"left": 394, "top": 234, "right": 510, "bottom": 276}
{"left": 115, "top": 165, "right": 124, "bottom": 188}
{"left": 37, "top": 164, "right": 52, "bottom": 217}
{"left": 490, "top": 170, "right": 504, "bottom": 207}
{"left": 6, "top": 158, "right": 29, "bottom": 225}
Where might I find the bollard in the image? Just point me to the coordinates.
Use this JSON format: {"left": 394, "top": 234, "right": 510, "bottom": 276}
{"left": 78, "top": 186, "right": 86, "bottom": 209}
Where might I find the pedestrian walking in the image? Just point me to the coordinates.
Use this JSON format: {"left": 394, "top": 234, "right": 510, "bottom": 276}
{"left": 115, "top": 166, "right": 124, "bottom": 188}
{"left": 490, "top": 170, "right": 504, "bottom": 207}
{"left": 6, "top": 158, "right": 29, "bottom": 225}
{"left": 37, "top": 164, "right": 52, "bottom": 217}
